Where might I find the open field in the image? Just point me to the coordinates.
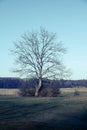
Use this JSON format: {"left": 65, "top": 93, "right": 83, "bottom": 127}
{"left": 0, "top": 87, "right": 87, "bottom": 96}
{"left": 0, "top": 89, "right": 19, "bottom": 96}
{"left": 60, "top": 87, "right": 87, "bottom": 93}
{"left": 1, "top": 93, "right": 87, "bottom": 129}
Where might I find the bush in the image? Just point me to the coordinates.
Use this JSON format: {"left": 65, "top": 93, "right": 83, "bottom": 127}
{"left": 19, "top": 79, "right": 36, "bottom": 96}
{"left": 39, "top": 83, "right": 60, "bottom": 97}
{"left": 19, "top": 79, "right": 60, "bottom": 97}
{"left": 74, "top": 88, "right": 80, "bottom": 96}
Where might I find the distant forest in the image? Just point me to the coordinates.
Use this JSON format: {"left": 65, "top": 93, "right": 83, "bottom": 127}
{"left": 0, "top": 77, "right": 87, "bottom": 88}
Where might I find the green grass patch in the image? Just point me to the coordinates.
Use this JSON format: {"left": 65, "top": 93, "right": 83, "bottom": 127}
{"left": 0, "top": 94, "right": 87, "bottom": 129}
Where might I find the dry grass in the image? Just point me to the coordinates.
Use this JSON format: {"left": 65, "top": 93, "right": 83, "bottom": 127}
{"left": 0, "top": 89, "right": 19, "bottom": 96}
{"left": 0, "top": 87, "right": 87, "bottom": 96}
{"left": 60, "top": 87, "right": 87, "bottom": 93}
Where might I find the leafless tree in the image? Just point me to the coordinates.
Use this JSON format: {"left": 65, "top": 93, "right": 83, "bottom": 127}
{"left": 12, "top": 27, "right": 70, "bottom": 96}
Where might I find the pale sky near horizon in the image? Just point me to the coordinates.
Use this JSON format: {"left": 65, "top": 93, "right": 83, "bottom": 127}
{"left": 0, "top": 0, "right": 87, "bottom": 79}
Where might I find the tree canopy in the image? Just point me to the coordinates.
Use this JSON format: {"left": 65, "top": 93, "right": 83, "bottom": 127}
{"left": 12, "top": 27, "right": 70, "bottom": 96}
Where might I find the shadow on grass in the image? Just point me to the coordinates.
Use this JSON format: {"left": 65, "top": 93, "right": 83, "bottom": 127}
{"left": 1, "top": 96, "right": 87, "bottom": 130}
{"left": 1, "top": 109, "right": 87, "bottom": 130}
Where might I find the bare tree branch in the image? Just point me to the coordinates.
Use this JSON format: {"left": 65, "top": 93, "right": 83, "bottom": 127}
{"left": 11, "top": 27, "right": 70, "bottom": 96}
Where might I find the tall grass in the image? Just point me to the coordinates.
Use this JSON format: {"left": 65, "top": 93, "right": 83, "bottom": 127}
{"left": 0, "top": 89, "right": 19, "bottom": 96}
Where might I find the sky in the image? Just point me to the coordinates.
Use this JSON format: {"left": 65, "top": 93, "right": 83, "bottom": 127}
{"left": 0, "top": 0, "right": 87, "bottom": 79}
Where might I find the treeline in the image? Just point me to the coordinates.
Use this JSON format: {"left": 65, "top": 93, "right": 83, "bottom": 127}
{"left": 0, "top": 77, "right": 87, "bottom": 88}
{"left": 0, "top": 77, "right": 22, "bottom": 88}
{"left": 58, "top": 79, "right": 87, "bottom": 88}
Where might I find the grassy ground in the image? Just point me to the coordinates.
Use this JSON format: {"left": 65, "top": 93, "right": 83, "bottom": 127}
{"left": 0, "top": 87, "right": 87, "bottom": 96}
{"left": 0, "top": 93, "right": 87, "bottom": 129}
{"left": 60, "top": 87, "right": 87, "bottom": 93}
{"left": 0, "top": 89, "right": 19, "bottom": 96}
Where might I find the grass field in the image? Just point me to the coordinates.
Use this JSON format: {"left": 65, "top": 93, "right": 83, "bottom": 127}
{"left": 0, "top": 87, "right": 87, "bottom": 96}
{"left": 0, "top": 89, "right": 19, "bottom": 96}
{"left": 60, "top": 87, "right": 87, "bottom": 93}
{"left": 1, "top": 92, "right": 87, "bottom": 130}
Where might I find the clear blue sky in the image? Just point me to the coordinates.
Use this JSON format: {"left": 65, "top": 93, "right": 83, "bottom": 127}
{"left": 0, "top": 0, "right": 87, "bottom": 79}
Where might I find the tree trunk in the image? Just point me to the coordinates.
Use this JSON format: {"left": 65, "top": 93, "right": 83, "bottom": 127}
{"left": 35, "top": 78, "right": 42, "bottom": 96}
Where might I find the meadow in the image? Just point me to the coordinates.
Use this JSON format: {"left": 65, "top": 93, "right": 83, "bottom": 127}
{"left": 0, "top": 89, "right": 19, "bottom": 96}
{"left": 1, "top": 90, "right": 87, "bottom": 130}
{"left": 0, "top": 87, "right": 87, "bottom": 96}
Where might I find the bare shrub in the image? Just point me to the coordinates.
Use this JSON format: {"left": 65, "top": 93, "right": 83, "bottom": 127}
{"left": 39, "top": 80, "right": 60, "bottom": 97}
{"left": 74, "top": 88, "right": 80, "bottom": 96}
{"left": 19, "top": 79, "right": 36, "bottom": 96}
{"left": 20, "top": 79, "right": 60, "bottom": 97}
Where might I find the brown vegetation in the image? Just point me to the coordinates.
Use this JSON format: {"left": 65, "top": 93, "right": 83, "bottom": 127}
{"left": 0, "top": 89, "right": 19, "bottom": 96}
{"left": 60, "top": 87, "right": 87, "bottom": 93}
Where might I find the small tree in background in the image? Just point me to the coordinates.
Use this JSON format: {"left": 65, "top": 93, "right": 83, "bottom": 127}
{"left": 74, "top": 87, "right": 80, "bottom": 96}
{"left": 11, "top": 27, "right": 70, "bottom": 96}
